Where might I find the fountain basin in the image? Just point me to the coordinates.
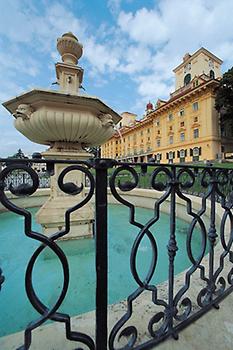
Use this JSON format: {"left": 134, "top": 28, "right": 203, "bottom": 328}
{"left": 3, "top": 89, "right": 121, "bottom": 148}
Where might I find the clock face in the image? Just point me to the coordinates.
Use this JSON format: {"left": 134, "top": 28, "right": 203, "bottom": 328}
{"left": 184, "top": 62, "right": 191, "bottom": 74}
{"left": 209, "top": 59, "right": 214, "bottom": 68}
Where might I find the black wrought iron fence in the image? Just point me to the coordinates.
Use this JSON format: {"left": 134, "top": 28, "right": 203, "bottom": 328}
{"left": 0, "top": 157, "right": 232, "bottom": 350}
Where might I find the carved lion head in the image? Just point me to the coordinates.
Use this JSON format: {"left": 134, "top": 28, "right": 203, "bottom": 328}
{"left": 13, "top": 104, "right": 34, "bottom": 120}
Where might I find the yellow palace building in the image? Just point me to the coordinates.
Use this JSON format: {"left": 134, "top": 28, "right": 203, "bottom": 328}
{"left": 101, "top": 47, "right": 233, "bottom": 163}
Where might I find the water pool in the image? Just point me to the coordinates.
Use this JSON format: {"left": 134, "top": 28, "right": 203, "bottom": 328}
{"left": 0, "top": 204, "right": 204, "bottom": 337}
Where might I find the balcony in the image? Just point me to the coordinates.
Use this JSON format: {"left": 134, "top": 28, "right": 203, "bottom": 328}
{"left": 0, "top": 157, "right": 232, "bottom": 349}
{"left": 170, "top": 82, "right": 192, "bottom": 99}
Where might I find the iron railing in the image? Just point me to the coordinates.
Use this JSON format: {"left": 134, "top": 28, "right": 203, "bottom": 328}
{"left": 0, "top": 157, "right": 232, "bottom": 349}
{"left": 0, "top": 167, "right": 50, "bottom": 190}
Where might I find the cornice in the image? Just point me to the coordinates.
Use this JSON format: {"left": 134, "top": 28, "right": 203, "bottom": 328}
{"left": 147, "top": 79, "right": 219, "bottom": 118}
{"left": 173, "top": 47, "right": 223, "bottom": 73}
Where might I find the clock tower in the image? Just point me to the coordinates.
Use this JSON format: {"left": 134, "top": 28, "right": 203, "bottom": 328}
{"left": 173, "top": 47, "right": 222, "bottom": 90}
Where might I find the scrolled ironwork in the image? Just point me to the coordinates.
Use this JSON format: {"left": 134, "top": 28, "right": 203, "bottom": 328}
{"left": 109, "top": 164, "right": 172, "bottom": 349}
{"left": 0, "top": 161, "right": 95, "bottom": 350}
{"left": 150, "top": 166, "right": 172, "bottom": 191}
{"left": 0, "top": 159, "right": 233, "bottom": 349}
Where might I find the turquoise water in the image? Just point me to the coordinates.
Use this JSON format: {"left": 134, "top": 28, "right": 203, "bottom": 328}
{"left": 0, "top": 204, "right": 204, "bottom": 337}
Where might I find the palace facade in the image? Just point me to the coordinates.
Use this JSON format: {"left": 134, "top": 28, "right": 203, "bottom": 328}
{"left": 101, "top": 47, "right": 233, "bottom": 163}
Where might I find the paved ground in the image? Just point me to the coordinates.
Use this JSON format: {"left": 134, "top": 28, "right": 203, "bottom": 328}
{"left": 0, "top": 292, "right": 232, "bottom": 350}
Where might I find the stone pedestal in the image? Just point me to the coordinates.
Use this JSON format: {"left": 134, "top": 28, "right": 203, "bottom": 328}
{"left": 36, "top": 148, "right": 94, "bottom": 240}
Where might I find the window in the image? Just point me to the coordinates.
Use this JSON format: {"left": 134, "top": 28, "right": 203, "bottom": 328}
{"left": 194, "top": 128, "right": 199, "bottom": 138}
{"left": 194, "top": 116, "right": 198, "bottom": 122}
{"left": 168, "top": 113, "right": 173, "bottom": 121}
{"left": 147, "top": 128, "right": 150, "bottom": 133}
{"left": 140, "top": 131, "right": 143, "bottom": 136}
{"left": 180, "top": 121, "right": 185, "bottom": 127}
{"left": 179, "top": 109, "right": 185, "bottom": 117}
{"left": 178, "top": 149, "right": 186, "bottom": 163}
{"left": 191, "top": 147, "right": 201, "bottom": 161}
{"left": 148, "top": 137, "right": 150, "bottom": 141}
{"left": 158, "top": 130, "right": 160, "bottom": 135}
{"left": 184, "top": 73, "right": 191, "bottom": 86}
{"left": 169, "top": 126, "right": 173, "bottom": 131}
{"left": 116, "top": 140, "right": 118, "bottom": 144}
{"left": 180, "top": 132, "right": 185, "bottom": 141}
{"left": 210, "top": 70, "right": 215, "bottom": 79}
{"left": 193, "top": 80, "right": 199, "bottom": 88}
{"left": 193, "top": 102, "right": 199, "bottom": 111}
{"left": 157, "top": 139, "right": 161, "bottom": 147}
{"left": 168, "top": 151, "right": 175, "bottom": 163}
{"left": 169, "top": 135, "right": 173, "bottom": 144}
{"left": 155, "top": 120, "right": 160, "bottom": 126}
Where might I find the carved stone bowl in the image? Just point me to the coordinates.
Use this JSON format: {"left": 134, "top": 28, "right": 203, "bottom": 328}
{"left": 3, "top": 89, "right": 121, "bottom": 148}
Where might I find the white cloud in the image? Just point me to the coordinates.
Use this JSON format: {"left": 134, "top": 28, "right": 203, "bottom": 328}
{"left": 85, "top": 36, "right": 120, "bottom": 74}
{"left": 118, "top": 8, "right": 168, "bottom": 47}
{"left": 117, "top": 44, "right": 152, "bottom": 74}
{"left": 1, "top": 0, "right": 233, "bottom": 156}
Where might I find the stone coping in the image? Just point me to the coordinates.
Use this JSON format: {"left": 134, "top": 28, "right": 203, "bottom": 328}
{"left": 0, "top": 188, "right": 232, "bottom": 349}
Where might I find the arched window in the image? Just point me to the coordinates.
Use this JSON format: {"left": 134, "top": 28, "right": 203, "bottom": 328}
{"left": 210, "top": 70, "right": 215, "bottom": 79}
{"left": 184, "top": 73, "right": 191, "bottom": 86}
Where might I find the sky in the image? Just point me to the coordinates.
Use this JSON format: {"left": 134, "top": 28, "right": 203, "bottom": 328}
{"left": 1, "top": 0, "right": 233, "bottom": 157}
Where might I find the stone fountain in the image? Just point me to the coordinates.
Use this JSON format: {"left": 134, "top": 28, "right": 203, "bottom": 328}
{"left": 3, "top": 32, "right": 121, "bottom": 239}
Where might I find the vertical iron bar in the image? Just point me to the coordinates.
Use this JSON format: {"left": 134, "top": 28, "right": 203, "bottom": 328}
{"left": 95, "top": 162, "right": 108, "bottom": 350}
{"left": 167, "top": 166, "right": 178, "bottom": 339}
{"left": 208, "top": 170, "right": 217, "bottom": 302}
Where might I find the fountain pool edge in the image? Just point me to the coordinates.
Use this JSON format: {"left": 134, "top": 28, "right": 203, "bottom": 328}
{"left": 0, "top": 187, "right": 219, "bottom": 226}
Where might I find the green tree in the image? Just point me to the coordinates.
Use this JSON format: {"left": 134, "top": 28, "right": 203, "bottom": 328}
{"left": 13, "top": 148, "right": 27, "bottom": 159}
{"left": 4, "top": 148, "right": 30, "bottom": 167}
{"left": 215, "top": 67, "right": 233, "bottom": 121}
